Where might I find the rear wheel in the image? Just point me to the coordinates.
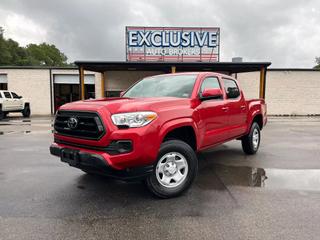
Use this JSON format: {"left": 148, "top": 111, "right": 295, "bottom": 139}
{"left": 0, "top": 111, "right": 4, "bottom": 120}
{"left": 241, "top": 122, "right": 261, "bottom": 155}
{"left": 22, "top": 105, "right": 31, "bottom": 117}
{"left": 145, "top": 140, "right": 198, "bottom": 198}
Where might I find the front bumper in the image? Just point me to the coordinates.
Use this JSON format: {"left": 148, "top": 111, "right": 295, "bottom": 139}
{"left": 50, "top": 144, "right": 153, "bottom": 181}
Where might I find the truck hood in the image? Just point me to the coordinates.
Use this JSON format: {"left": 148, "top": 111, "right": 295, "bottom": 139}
{"left": 59, "top": 97, "right": 192, "bottom": 114}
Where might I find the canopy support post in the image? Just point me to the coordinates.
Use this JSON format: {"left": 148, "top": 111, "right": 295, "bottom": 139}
{"left": 79, "top": 66, "right": 85, "bottom": 100}
{"left": 259, "top": 67, "right": 267, "bottom": 99}
{"left": 101, "top": 72, "right": 106, "bottom": 98}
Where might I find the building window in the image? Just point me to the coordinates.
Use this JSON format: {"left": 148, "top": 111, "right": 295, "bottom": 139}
{"left": 0, "top": 83, "right": 7, "bottom": 90}
{"left": 106, "top": 91, "right": 122, "bottom": 97}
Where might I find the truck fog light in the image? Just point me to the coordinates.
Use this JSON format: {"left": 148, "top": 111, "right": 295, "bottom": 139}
{"left": 106, "top": 140, "right": 133, "bottom": 154}
{"left": 116, "top": 140, "right": 133, "bottom": 153}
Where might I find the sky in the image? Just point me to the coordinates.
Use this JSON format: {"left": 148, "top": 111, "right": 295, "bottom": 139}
{"left": 0, "top": 0, "right": 319, "bottom": 68}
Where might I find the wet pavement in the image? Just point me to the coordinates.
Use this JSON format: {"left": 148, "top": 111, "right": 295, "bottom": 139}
{"left": 1, "top": 116, "right": 320, "bottom": 239}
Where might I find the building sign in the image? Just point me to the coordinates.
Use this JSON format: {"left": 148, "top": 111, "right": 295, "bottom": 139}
{"left": 126, "top": 27, "right": 220, "bottom": 62}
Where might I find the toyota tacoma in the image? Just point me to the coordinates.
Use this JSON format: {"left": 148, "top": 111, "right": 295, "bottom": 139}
{"left": 50, "top": 72, "right": 267, "bottom": 198}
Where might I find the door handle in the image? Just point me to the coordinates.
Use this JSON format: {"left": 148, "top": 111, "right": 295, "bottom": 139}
{"left": 240, "top": 105, "right": 246, "bottom": 110}
{"left": 222, "top": 107, "right": 229, "bottom": 112}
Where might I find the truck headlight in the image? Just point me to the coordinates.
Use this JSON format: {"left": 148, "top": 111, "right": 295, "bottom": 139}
{"left": 111, "top": 111, "right": 157, "bottom": 128}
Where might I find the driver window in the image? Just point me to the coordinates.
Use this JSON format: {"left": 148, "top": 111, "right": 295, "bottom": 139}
{"left": 200, "top": 77, "right": 221, "bottom": 93}
{"left": 3, "top": 91, "right": 11, "bottom": 98}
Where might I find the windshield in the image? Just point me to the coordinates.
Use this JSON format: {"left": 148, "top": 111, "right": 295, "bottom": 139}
{"left": 123, "top": 74, "right": 197, "bottom": 98}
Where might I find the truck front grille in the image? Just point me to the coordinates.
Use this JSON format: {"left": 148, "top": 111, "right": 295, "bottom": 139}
{"left": 54, "top": 110, "right": 105, "bottom": 140}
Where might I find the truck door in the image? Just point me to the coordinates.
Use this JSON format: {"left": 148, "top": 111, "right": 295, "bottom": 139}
{"left": 222, "top": 78, "right": 247, "bottom": 138}
{"left": 2, "top": 91, "right": 13, "bottom": 111}
{"left": 11, "top": 92, "right": 24, "bottom": 110}
{"left": 196, "top": 76, "right": 229, "bottom": 147}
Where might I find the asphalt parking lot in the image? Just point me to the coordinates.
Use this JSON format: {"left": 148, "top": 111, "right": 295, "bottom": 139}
{"left": 1, "top": 116, "right": 320, "bottom": 240}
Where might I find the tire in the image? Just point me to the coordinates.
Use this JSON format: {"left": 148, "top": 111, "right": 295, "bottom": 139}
{"left": 22, "top": 105, "right": 31, "bottom": 117}
{"left": 0, "top": 111, "right": 4, "bottom": 120}
{"left": 241, "top": 122, "right": 261, "bottom": 155}
{"left": 145, "top": 140, "right": 198, "bottom": 198}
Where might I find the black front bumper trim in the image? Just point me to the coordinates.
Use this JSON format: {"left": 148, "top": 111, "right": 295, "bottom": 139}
{"left": 54, "top": 138, "right": 132, "bottom": 155}
{"left": 50, "top": 145, "right": 153, "bottom": 181}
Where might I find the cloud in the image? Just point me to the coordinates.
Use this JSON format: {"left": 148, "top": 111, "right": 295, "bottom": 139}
{"left": 1, "top": 12, "right": 47, "bottom": 46}
{"left": 0, "top": 0, "right": 319, "bottom": 67}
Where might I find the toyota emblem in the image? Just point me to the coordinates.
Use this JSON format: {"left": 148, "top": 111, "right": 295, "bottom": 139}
{"left": 67, "top": 117, "right": 78, "bottom": 129}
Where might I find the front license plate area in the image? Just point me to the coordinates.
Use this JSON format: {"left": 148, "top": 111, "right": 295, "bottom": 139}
{"left": 61, "top": 148, "right": 79, "bottom": 167}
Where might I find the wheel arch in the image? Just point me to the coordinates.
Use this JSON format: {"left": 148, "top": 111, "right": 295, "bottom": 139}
{"left": 160, "top": 118, "right": 198, "bottom": 151}
{"left": 251, "top": 113, "right": 263, "bottom": 130}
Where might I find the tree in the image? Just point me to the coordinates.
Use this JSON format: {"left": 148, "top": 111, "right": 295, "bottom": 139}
{"left": 0, "top": 27, "right": 70, "bottom": 66}
{"left": 26, "top": 43, "right": 68, "bottom": 66}
{"left": 314, "top": 57, "right": 320, "bottom": 69}
{"left": 6, "top": 39, "right": 30, "bottom": 65}
{"left": 0, "top": 27, "right": 12, "bottom": 65}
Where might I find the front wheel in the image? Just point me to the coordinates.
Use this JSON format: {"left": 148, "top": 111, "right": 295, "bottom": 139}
{"left": 145, "top": 140, "right": 198, "bottom": 198}
{"left": 22, "top": 105, "right": 31, "bottom": 117}
{"left": 241, "top": 122, "right": 261, "bottom": 155}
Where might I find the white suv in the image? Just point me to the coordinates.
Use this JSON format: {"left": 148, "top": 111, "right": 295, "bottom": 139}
{"left": 0, "top": 90, "right": 31, "bottom": 120}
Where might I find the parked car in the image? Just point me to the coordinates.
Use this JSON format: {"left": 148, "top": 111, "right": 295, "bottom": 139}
{"left": 50, "top": 72, "right": 267, "bottom": 198}
{"left": 0, "top": 91, "right": 31, "bottom": 120}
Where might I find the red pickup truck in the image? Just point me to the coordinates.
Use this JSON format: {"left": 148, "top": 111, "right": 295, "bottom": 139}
{"left": 50, "top": 72, "right": 267, "bottom": 198}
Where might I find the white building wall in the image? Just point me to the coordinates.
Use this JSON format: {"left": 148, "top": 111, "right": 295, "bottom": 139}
{"left": 237, "top": 70, "right": 320, "bottom": 115}
{"left": 51, "top": 69, "right": 98, "bottom": 78}
{"left": 0, "top": 69, "right": 51, "bottom": 115}
{"left": 95, "top": 73, "right": 103, "bottom": 98}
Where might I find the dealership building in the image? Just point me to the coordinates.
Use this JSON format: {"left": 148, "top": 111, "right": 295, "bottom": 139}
{"left": 0, "top": 27, "right": 320, "bottom": 116}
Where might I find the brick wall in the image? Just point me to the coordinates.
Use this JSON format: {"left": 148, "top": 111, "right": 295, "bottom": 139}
{"left": 1, "top": 69, "right": 51, "bottom": 115}
{"left": 237, "top": 70, "right": 320, "bottom": 115}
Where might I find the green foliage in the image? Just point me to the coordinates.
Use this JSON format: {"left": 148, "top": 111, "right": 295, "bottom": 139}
{"left": 0, "top": 27, "right": 70, "bottom": 66}
{"left": 314, "top": 57, "right": 320, "bottom": 69}
{"left": 26, "top": 43, "right": 68, "bottom": 66}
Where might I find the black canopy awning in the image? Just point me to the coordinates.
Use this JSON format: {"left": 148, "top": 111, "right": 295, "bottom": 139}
{"left": 74, "top": 61, "right": 271, "bottom": 73}
{"left": 75, "top": 60, "right": 271, "bottom": 100}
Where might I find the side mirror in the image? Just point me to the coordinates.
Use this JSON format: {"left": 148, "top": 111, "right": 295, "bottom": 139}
{"left": 226, "top": 87, "right": 240, "bottom": 99}
{"left": 200, "top": 88, "right": 223, "bottom": 100}
{"left": 119, "top": 91, "right": 125, "bottom": 97}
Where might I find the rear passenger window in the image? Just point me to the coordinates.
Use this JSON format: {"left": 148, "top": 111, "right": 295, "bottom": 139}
{"left": 3, "top": 92, "right": 11, "bottom": 98}
{"left": 223, "top": 79, "right": 240, "bottom": 99}
{"left": 11, "top": 92, "right": 19, "bottom": 99}
{"left": 200, "top": 77, "right": 221, "bottom": 92}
